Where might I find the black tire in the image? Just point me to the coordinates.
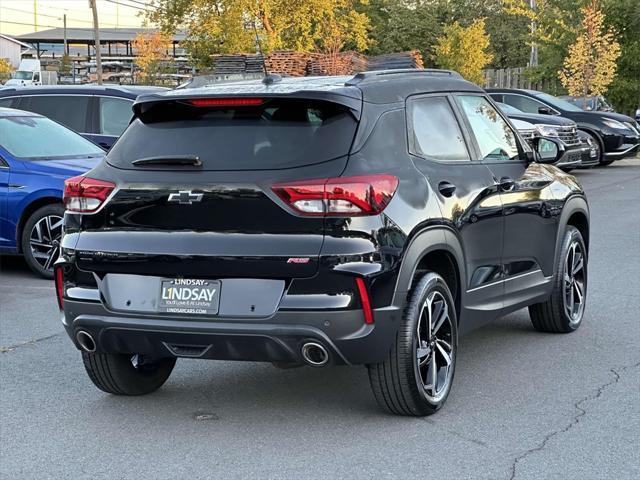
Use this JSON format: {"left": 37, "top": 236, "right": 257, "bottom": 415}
{"left": 598, "top": 159, "right": 614, "bottom": 166}
{"left": 20, "top": 204, "right": 65, "bottom": 279}
{"left": 82, "top": 352, "right": 176, "bottom": 395}
{"left": 529, "top": 226, "right": 587, "bottom": 333}
{"left": 368, "top": 272, "right": 458, "bottom": 416}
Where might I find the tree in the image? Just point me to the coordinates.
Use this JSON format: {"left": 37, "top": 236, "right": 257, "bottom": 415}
{"left": 132, "top": 31, "right": 172, "bottom": 85}
{"left": 0, "top": 58, "right": 13, "bottom": 84}
{"left": 503, "top": 0, "right": 587, "bottom": 91}
{"left": 558, "top": 0, "right": 620, "bottom": 101}
{"left": 0, "top": 58, "right": 13, "bottom": 75}
{"left": 602, "top": 0, "right": 640, "bottom": 114}
{"left": 433, "top": 19, "right": 493, "bottom": 84}
{"left": 148, "top": 0, "right": 370, "bottom": 68}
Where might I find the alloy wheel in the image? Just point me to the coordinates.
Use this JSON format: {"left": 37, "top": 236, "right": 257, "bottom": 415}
{"left": 564, "top": 240, "right": 586, "bottom": 324}
{"left": 29, "top": 214, "right": 63, "bottom": 271}
{"left": 415, "top": 291, "right": 455, "bottom": 402}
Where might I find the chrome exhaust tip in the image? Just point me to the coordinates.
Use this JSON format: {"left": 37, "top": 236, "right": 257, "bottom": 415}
{"left": 301, "top": 342, "right": 329, "bottom": 367}
{"left": 76, "top": 330, "right": 96, "bottom": 353}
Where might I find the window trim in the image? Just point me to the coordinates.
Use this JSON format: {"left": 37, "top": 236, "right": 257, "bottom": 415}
{"left": 453, "top": 93, "right": 529, "bottom": 165}
{"left": 406, "top": 93, "right": 475, "bottom": 164}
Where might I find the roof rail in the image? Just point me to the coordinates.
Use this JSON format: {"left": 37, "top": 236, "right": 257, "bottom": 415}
{"left": 346, "top": 68, "right": 462, "bottom": 85}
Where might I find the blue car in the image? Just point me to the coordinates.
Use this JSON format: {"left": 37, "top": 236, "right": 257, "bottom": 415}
{"left": 0, "top": 107, "right": 104, "bottom": 277}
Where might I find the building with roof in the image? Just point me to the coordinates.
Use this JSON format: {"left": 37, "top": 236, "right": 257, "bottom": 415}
{"left": 0, "top": 33, "right": 32, "bottom": 68}
{"left": 15, "top": 28, "right": 186, "bottom": 58}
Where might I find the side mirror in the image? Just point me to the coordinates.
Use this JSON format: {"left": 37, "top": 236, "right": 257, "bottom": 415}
{"left": 537, "top": 106, "right": 553, "bottom": 115}
{"left": 532, "top": 137, "right": 565, "bottom": 164}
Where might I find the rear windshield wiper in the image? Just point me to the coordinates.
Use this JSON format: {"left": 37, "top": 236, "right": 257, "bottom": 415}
{"left": 131, "top": 155, "right": 202, "bottom": 167}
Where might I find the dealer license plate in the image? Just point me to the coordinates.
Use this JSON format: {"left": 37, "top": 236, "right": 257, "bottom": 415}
{"left": 158, "top": 279, "right": 220, "bottom": 315}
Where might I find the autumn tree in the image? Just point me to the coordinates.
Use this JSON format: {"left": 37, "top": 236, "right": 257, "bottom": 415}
{"left": 558, "top": 0, "right": 620, "bottom": 100}
{"left": 148, "top": 0, "right": 370, "bottom": 67}
{"left": 0, "top": 59, "right": 12, "bottom": 85}
{"left": 132, "top": 31, "right": 172, "bottom": 85}
{"left": 433, "top": 19, "right": 493, "bottom": 84}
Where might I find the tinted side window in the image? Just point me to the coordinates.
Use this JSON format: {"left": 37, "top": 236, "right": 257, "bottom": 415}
{"left": 0, "top": 98, "right": 16, "bottom": 108}
{"left": 458, "top": 95, "right": 522, "bottom": 162}
{"left": 99, "top": 97, "right": 133, "bottom": 136}
{"left": 410, "top": 96, "right": 470, "bottom": 161}
{"left": 24, "top": 95, "right": 89, "bottom": 132}
{"left": 502, "top": 94, "right": 547, "bottom": 114}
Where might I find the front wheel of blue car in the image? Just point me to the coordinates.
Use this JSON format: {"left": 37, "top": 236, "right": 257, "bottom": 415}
{"left": 368, "top": 272, "right": 458, "bottom": 416}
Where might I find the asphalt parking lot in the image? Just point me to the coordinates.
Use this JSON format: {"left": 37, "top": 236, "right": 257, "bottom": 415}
{"left": 1, "top": 159, "right": 639, "bottom": 480}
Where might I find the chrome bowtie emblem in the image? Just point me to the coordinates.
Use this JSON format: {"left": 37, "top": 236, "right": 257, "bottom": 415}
{"left": 167, "top": 190, "right": 203, "bottom": 205}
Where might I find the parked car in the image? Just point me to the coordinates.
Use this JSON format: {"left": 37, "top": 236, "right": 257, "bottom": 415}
{"left": 496, "top": 102, "right": 597, "bottom": 170}
{"left": 0, "top": 107, "right": 104, "bottom": 277}
{"left": 636, "top": 107, "right": 639, "bottom": 122}
{"left": 558, "top": 95, "right": 614, "bottom": 112}
{"left": 487, "top": 88, "right": 640, "bottom": 165}
{"left": 0, "top": 85, "right": 167, "bottom": 150}
{"left": 57, "top": 70, "right": 590, "bottom": 416}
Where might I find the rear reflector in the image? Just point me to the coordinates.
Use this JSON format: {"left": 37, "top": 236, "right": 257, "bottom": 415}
{"left": 272, "top": 174, "right": 398, "bottom": 217}
{"left": 186, "top": 97, "right": 265, "bottom": 107}
{"left": 54, "top": 266, "right": 64, "bottom": 310}
{"left": 355, "top": 277, "right": 374, "bottom": 324}
{"left": 63, "top": 176, "right": 115, "bottom": 213}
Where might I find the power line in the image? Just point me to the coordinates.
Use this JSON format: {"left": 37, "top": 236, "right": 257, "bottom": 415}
{"left": 3, "top": 4, "right": 145, "bottom": 29}
{"left": 0, "top": 19, "right": 59, "bottom": 29}
{"left": 102, "top": 0, "right": 151, "bottom": 12}
{"left": 2, "top": 6, "right": 63, "bottom": 20}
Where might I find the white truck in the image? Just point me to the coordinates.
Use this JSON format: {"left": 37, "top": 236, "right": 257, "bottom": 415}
{"left": 5, "top": 59, "right": 57, "bottom": 86}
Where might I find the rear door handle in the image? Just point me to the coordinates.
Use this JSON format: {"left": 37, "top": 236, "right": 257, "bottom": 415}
{"left": 497, "top": 177, "right": 515, "bottom": 192}
{"left": 438, "top": 181, "right": 456, "bottom": 197}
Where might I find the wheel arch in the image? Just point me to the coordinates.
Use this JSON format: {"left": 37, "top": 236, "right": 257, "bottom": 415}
{"left": 392, "top": 227, "right": 466, "bottom": 320}
{"left": 577, "top": 127, "right": 604, "bottom": 160}
{"left": 555, "top": 195, "right": 590, "bottom": 275}
{"left": 16, "top": 196, "right": 62, "bottom": 253}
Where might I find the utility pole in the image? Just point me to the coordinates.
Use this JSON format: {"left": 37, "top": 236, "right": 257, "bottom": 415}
{"left": 529, "top": 0, "right": 538, "bottom": 67}
{"left": 33, "top": 0, "right": 38, "bottom": 30}
{"left": 89, "top": 0, "right": 103, "bottom": 84}
{"left": 63, "top": 14, "right": 68, "bottom": 55}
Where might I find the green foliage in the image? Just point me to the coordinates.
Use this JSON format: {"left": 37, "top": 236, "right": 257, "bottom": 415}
{"left": 602, "top": 0, "right": 640, "bottom": 114}
{"left": 148, "top": 0, "right": 370, "bottom": 68}
{"left": 433, "top": 19, "right": 493, "bottom": 84}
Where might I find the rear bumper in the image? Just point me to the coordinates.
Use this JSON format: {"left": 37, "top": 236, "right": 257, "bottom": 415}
{"left": 61, "top": 299, "right": 401, "bottom": 366}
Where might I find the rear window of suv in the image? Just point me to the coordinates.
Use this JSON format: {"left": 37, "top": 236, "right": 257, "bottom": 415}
{"left": 107, "top": 98, "right": 358, "bottom": 170}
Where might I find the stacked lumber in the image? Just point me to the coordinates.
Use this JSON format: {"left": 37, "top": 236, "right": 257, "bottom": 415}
{"left": 206, "top": 50, "right": 425, "bottom": 77}
{"left": 367, "top": 50, "right": 424, "bottom": 71}
{"left": 264, "top": 51, "right": 310, "bottom": 77}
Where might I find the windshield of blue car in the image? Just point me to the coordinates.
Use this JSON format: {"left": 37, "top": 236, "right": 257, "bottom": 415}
{"left": 533, "top": 92, "right": 583, "bottom": 112}
{"left": 0, "top": 116, "right": 104, "bottom": 159}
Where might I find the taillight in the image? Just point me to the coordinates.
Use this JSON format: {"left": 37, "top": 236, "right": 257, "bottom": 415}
{"left": 355, "top": 277, "right": 374, "bottom": 324}
{"left": 54, "top": 266, "right": 64, "bottom": 310}
{"left": 187, "top": 97, "right": 264, "bottom": 107}
{"left": 272, "top": 174, "right": 398, "bottom": 216}
{"left": 63, "top": 176, "right": 115, "bottom": 213}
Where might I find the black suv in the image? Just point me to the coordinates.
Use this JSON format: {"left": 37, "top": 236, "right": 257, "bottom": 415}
{"left": 57, "top": 71, "right": 590, "bottom": 416}
{"left": 0, "top": 85, "right": 166, "bottom": 149}
{"left": 487, "top": 88, "right": 640, "bottom": 165}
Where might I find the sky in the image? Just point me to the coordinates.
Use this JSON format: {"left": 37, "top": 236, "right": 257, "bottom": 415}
{"left": 0, "top": 0, "right": 152, "bottom": 36}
